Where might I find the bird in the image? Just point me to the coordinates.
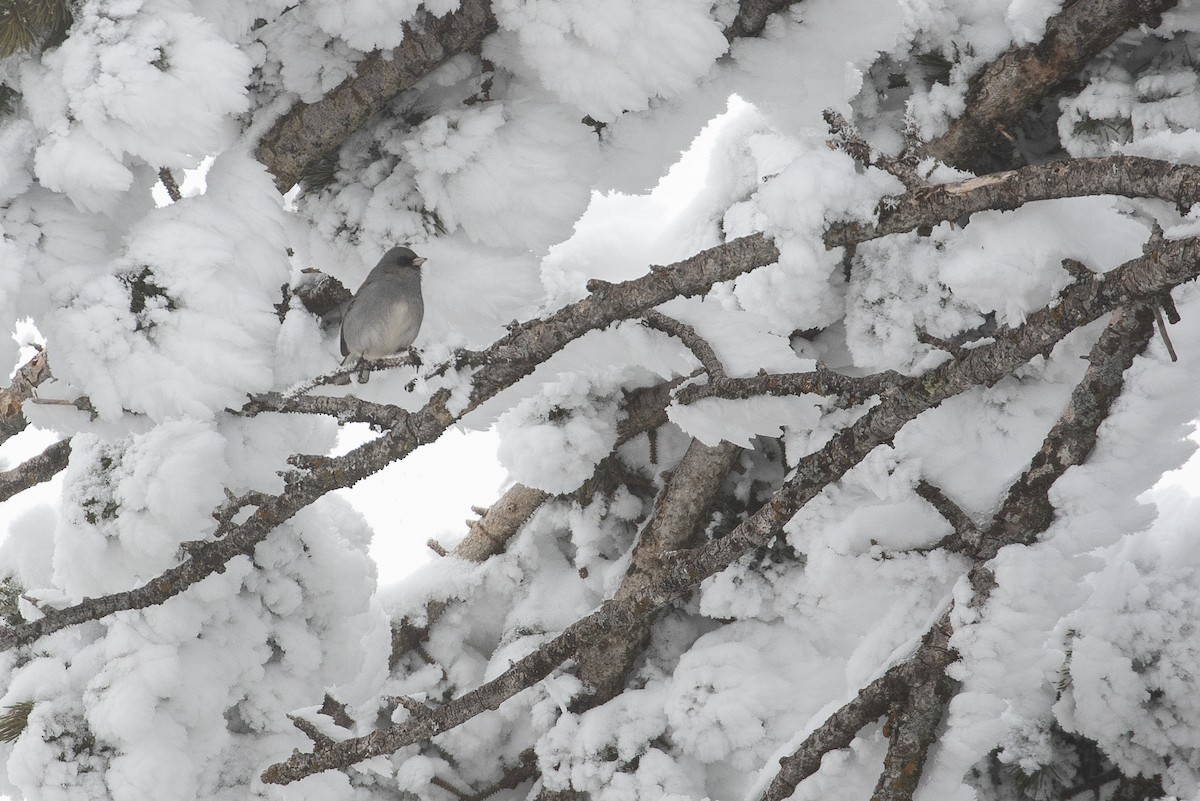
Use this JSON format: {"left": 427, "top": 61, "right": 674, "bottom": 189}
{"left": 338, "top": 246, "right": 427, "bottom": 383}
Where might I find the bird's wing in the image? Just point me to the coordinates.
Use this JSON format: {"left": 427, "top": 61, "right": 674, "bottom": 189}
{"left": 339, "top": 323, "right": 350, "bottom": 357}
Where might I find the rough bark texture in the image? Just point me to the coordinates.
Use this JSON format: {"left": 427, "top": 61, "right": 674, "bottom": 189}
{"left": 0, "top": 439, "right": 71, "bottom": 504}
{"left": 571, "top": 439, "right": 742, "bottom": 702}
{"left": 257, "top": 0, "right": 498, "bottom": 191}
{"left": 0, "top": 348, "right": 51, "bottom": 446}
{"left": 920, "top": 0, "right": 1179, "bottom": 171}
{"left": 257, "top": 0, "right": 805, "bottom": 191}
{"left": 827, "top": 156, "right": 1200, "bottom": 248}
{"left": 723, "top": 0, "right": 796, "bottom": 41}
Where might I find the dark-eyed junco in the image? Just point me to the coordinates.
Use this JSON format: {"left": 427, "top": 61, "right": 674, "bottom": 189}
{"left": 339, "top": 246, "right": 426, "bottom": 383}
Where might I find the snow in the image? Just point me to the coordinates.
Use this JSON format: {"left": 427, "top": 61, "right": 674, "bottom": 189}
{"left": 1, "top": 0, "right": 1200, "bottom": 798}
{"left": 487, "top": 0, "right": 728, "bottom": 122}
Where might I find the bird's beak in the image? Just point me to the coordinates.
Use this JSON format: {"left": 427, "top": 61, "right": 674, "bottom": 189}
{"left": 412, "top": 257, "right": 427, "bottom": 267}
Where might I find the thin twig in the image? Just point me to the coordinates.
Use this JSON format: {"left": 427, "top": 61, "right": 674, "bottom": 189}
{"left": 642, "top": 310, "right": 728, "bottom": 380}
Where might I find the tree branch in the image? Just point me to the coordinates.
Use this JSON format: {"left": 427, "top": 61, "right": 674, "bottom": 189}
{"left": 257, "top": 0, "right": 498, "bottom": 190}
{"left": 642, "top": 310, "right": 728, "bottom": 380}
{"left": 0, "top": 348, "right": 52, "bottom": 447}
{"left": 914, "top": 478, "right": 981, "bottom": 553}
{"left": 0, "top": 235, "right": 780, "bottom": 653}
{"left": 0, "top": 439, "right": 71, "bottom": 504}
{"left": 674, "top": 367, "right": 907, "bottom": 408}
{"left": 723, "top": 0, "right": 798, "bottom": 41}
{"left": 761, "top": 672, "right": 901, "bottom": 801}
{"left": 970, "top": 302, "right": 1157, "bottom": 568}
{"left": 826, "top": 156, "right": 1200, "bottom": 249}
{"left": 391, "top": 374, "right": 693, "bottom": 667}
{"left": 570, "top": 439, "right": 742, "bottom": 702}
{"left": 919, "top": 0, "right": 1178, "bottom": 171}
{"left": 262, "top": 233, "right": 1200, "bottom": 785}
{"left": 258, "top": 0, "right": 806, "bottom": 191}
{"left": 759, "top": 302, "right": 1158, "bottom": 800}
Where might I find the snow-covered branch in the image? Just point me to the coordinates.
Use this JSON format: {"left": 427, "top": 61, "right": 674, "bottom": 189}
{"left": 391, "top": 374, "right": 689, "bottom": 667}
{"left": 827, "top": 156, "right": 1200, "bottom": 248}
{"left": 920, "top": 0, "right": 1179, "bottom": 170}
{"left": 0, "top": 237, "right": 776, "bottom": 652}
{"left": 257, "top": 0, "right": 497, "bottom": 191}
{"left": 569, "top": 439, "right": 742, "bottom": 703}
{"left": 760, "top": 303, "right": 1158, "bottom": 801}
{"left": 262, "top": 234, "right": 1200, "bottom": 785}
{"left": 257, "top": 0, "right": 805, "bottom": 191}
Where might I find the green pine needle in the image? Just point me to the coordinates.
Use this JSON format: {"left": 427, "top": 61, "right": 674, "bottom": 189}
{"left": 0, "top": 701, "right": 33, "bottom": 743}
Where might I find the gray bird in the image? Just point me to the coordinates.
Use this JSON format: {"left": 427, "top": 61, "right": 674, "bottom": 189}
{"left": 339, "top": 246, "right": 426, "bottom": 383}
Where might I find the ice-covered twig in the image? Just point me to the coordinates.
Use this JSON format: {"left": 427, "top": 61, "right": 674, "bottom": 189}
{"left": 824, "top": 109, "right": 923, "bottom": 189}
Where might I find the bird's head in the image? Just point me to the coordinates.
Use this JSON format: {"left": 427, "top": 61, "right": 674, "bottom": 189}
{"left": 381, "top": 246, "right": 427, "bottom": 270}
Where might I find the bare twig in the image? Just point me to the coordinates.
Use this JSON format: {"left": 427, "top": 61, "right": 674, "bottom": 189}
{"left": 642, "top": 310, "right": 728, "bottom": 380}
{"left": 674, "top": 366, "right": 908, "bottom": 408}
{"left": 157, "top": 167, "right": 182, "bottom": 202}
{"left": 454, "top": 484, "right": 549, "bottom": 563}
{"left": 239, "top": 391, "right": 411, "bottom": 429}
{"left": 913, "top": 479, "right": 979, "bottom": 550}
{"left": 1152, "top": 304, "right": 1177, "bottom": 362}
{"left": 286, "top": 713, "right": 336, "bottom": 750}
